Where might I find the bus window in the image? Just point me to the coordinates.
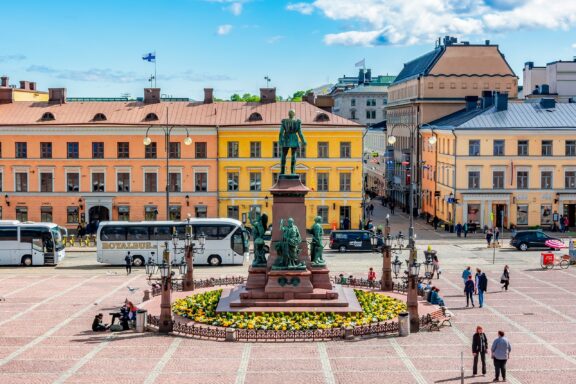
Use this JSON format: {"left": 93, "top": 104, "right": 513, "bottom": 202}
{"left": 194, "top": 225, "right": 219, "bottom": 240}
{"left": 0, "top": 227, "right": 17, "bottom": 241}
{"left": 150, "top": 225, "right": 173, "bottom": 241}
{"left": 231, "top": 228, "right": 245, "bottom": 255}
{"left": 20, "top": 228, "right": 48, "bottom": 243}
{"left": 126, "top": 226, "right": 149, "bottom": 241}
{"left": 219, "top": 225, "right": 234, "bottom": 239}
{"left": 100, "top": 226, "right": 126, "bottom": 241}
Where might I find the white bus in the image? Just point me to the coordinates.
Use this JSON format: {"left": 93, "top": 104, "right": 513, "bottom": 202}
{"left": 96, "top": 218, "right": 249, "bottom": 267}
{"left": 0, "top": 221, "right": 66, "bottom": 266}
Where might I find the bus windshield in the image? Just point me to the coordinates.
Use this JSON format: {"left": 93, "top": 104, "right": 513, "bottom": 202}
{"left": 51, "top": 227, "right": 64, "bottom": 251}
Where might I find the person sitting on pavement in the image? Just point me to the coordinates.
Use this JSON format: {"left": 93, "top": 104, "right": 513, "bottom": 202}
{"left": 110, "top": 303, "right": 131, "bottom": 330}
{"left": 427, "top": 286, "right": 436, "bottom": 303}
{"left": 338, "top": 274, "right": 347, "bottom": 284}
{"left": 430, "top": 287, "right": 446, "bottom": 307}
{"left": 125, "top": 300, "right": 138, "bottom": 323}
{"left": 92, "top": 313, "right": 108, "bottom": 332}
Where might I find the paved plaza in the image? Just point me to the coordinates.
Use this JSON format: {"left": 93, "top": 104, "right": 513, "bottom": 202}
{"left": 1, "top": 238, "right": 575, "bottom": 384}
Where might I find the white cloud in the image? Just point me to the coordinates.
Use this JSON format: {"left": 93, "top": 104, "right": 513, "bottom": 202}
{"left": 286, "top": 2, "right": 314, "bottom": 15}
{"left": 288, "top": 0, "right": 576, "bottom": 46}
{"left": 573, "top": 43, "right": 576, "bottom": 49}
{"left": 266, "top": 35, "right": 285, "bottom": 44}
{"left": 217, "top": 24, "right": 233, "bottom": 35}
{"left": 228, "top": 2, "right": 243, "bottom": 15}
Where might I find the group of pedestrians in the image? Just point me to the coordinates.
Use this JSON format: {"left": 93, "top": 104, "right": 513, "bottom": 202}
{"left": 462, "top": 267, "right": 488, "bottom": 308}
{"left": 472, "top": 327, "right": 512, "bottom": 382}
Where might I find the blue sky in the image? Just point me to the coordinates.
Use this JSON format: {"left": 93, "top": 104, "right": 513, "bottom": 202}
{"left": 1, "top": 0, "right": 576, "bottom": 100}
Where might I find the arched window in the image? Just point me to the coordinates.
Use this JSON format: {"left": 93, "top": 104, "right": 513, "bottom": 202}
{"left": 315, "top": 112, "right": 330, "bottom": 122}
{"left": 93, "top": 113, "right": 107, "bottom": 121}
{"left": 144, "top": 112, "right": 159, "bottom": 122}
{"left": 248, "top": 112, "right": 263, "bottom": 122}
{"left": 40, "top": 112, "right": 55, "bottom": 121}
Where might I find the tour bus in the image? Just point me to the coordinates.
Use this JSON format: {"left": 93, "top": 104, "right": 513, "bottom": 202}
{"left": 96, "top": 218, "right": 249, "bottom": 267}
{"left": 0, "top": 221, "right": 66, "bottom": 266}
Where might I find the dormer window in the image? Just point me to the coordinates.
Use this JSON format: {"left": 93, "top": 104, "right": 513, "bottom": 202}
{"left": 93, "top": 113, "right": 107, "bottom": 121}
{"left": 144, "top": 113, "right": 159, "bottom": 122}
{"left": 315, "top": 113, "right": 330, "bottom": 122}
{"left": 40, "top": 112, "right": 55, "bottom": 121}
{"left": 248, "top": 112, "right": 263, "bottom": 122}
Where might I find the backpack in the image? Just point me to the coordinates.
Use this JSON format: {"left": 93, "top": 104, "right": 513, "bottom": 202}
{"left": 479, "top": 274, "right": 488, "bottom": 291}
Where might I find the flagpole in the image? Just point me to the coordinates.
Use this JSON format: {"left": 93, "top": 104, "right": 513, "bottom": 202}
{"left": 154, "top": 50, "right": 157, "bottom": 88}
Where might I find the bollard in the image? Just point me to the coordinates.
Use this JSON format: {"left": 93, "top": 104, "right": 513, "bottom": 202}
{"left": 344, "top": 326, "right": 354, "bottom": 340}
{"left": 135, "top": 309, "right": 147, "bottom": 333}
{"left": 142, "top": 290, "right": 150, "bottom": 302}
{"left": 398, "top": 312, "right": 410, "bottom": 337}
{"left": 225, "top": 328, "right": 236, "bottom": 342}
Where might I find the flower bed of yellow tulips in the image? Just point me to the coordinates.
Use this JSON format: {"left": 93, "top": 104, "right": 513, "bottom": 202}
{"left": 172, "top": 289, "right": 406, "bottom": 331}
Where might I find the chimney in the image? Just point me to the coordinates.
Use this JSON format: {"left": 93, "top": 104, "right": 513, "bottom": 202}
{"left": 365, "top": 69, "right": 372, "bottom": 83}
{"left": 540, "top": 98, "right": 556, "bottom": 109}
{"left": 485, "top": 40, "right": 490, "bottom": 45}
{"left": 0, "top": 76, "right": 8, "bottom": 87}
{"left": 19, "top": 81, "right": 30, "bottom": 90}
{"left": 482, "top": 91, "right": 494, "bottom": 108}
{"left": 144, "top": 88, "right": 161, "bottom": 104}
{"left": 464, "top": 96, "right": 479, "bottom": 111}
{"left": 541, "top": 84, "right": 550, "bottom": 95}
{"left": 358, "top": 68, "right": 365, "bottom": 84}
{"left": 525, "top": 61, "right": 534, "bottom": 70}
{"left": 495, "top": 92, "right": 508, "bottom": 112}
{"left": 203, "top": 88, "right": 214, "bottom": 104}
{"left": 259, "top": 88, "right": 276, "bottom": 103}
{"left": 48, "top": 88, "right": 67, "bottom": 104}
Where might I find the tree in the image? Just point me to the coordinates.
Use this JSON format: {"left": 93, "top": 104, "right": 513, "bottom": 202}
{"left": 287, "top": 89, "right": 312, "bottom": 102}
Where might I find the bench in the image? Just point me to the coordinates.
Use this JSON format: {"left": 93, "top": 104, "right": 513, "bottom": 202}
{"left": 426, "top": 306, "right": 453, "bottom": 331}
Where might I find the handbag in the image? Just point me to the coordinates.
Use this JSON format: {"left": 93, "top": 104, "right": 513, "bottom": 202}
{"left": 500, "top": 273, "right": 507, "bottom": 283}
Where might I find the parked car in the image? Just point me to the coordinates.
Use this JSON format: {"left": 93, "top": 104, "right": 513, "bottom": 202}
{"left": 510, "top": 230, "right": 560, "bottom": 251}
{"left": 329, "top": 230, "right": 373, "bottom": 252}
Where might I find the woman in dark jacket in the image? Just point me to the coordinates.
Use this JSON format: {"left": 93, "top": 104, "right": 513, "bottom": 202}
{"left": 465, "top": 275, "right": 475, "bottom": 307}
{"left": 472, "top": 325, "right": 489, "bottom": 376}
{"left": 501, "top": 265, "right": 510, "bottom": 291}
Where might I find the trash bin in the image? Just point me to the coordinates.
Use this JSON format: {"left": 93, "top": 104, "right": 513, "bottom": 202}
{"left": 398, "top": 312, "right": 410, "bottom": 337}
{"left": 135, "top": 309, "right": 147, "bottom": 333}
{"left": 424, "top": 250, "right": 437, "bottom": 259}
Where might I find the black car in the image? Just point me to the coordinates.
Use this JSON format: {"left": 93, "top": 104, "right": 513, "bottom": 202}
{"left": 510, "top": 230, "right": 560, "bottom": 251}
{"left": 329, "top": 230, "right": 373, "bottom": 252}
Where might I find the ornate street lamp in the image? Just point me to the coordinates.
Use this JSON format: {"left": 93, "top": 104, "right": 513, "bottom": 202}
{"left": 410, "top": 260, "right": 421, "bottom": 277}
{"left": 392, "top": 255, "right": 402, "bottom": 279}
{"left": 182, "top": 216, "right": 206, "bottom": 292}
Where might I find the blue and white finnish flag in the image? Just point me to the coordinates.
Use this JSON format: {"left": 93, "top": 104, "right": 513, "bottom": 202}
{"left": 142, "top": 52, "right": 156, "bottom": 62}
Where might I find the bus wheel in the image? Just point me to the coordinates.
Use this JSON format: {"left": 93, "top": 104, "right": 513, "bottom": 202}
{"left": 132, "top": 256, "right": 145, "bottom": 267}
{"left": 21, "top": 256, "right": 32, "bottom": 267}
{"left": 208, "top": 255, "right": 222, "bottom": 266}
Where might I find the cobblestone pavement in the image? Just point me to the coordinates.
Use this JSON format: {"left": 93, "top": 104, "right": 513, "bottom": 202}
{"left": 1, "top": 244, "right": 575, "bottom": 383}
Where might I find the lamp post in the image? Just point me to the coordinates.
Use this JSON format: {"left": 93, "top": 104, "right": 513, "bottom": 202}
{"left": 381, "top": 214, "right": 393, "bottom": 291}
{"left": 183, "top": 216, "right": 206, "bottom": 291}
{"left": 143, "top": 109, "right": 192, "bottom": 220}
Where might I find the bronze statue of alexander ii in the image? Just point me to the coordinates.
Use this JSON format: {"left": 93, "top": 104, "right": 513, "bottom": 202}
{"left": 279, "top": 109, "right": 307, "bottom": 175}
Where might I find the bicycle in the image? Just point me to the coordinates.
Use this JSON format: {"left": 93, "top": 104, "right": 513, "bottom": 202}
{"left": 540, "top": 253, "right": 570, "bottom": 270}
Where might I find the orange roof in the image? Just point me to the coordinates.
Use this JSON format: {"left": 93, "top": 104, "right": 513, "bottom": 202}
{"left": 0, "top": 101, "right": 360, "bottom": 127}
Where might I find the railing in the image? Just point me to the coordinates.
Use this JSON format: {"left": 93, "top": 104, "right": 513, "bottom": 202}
{"left": 150, "top": 276, "right": 246, "bottom": 297}
{"left": 332, "top": 276, "right": 425, "bottom": 296}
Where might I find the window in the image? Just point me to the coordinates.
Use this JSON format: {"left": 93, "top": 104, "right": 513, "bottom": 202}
{"left": 93, "top": 113, "right": 107, "bottom": 121}
{"left": 195, "top": 205, "right": 207, "bottom": 218}
{"left": 317, "top": 206, "right": 329, "bottom": 224}
{"left": 195, "top": 172, "right": 207, "bottom": 192}
{"left": 118, "top": 206, "right": 130, "bottom": 221}
{"left": 517, "top": 205, "right": 528, "bottom": 225}
{"left": 227, "top": 206, "right": 239, "bottom": 220}
{"left": 493, "top": 171, "right": 505, "bottom": 189}
{"left": 67, "top": 173, "right": 79, "bottom": 192}
{"left": 541, "top": 171, "right": 553, "bottom": 189}
{"left": 0, "top": 227, "right": 17, "bottom": 241}
{"left": 248, "top": 112, "right": 263, "bottom": 122}
{"left": 366, "top": 99, "right": 376, "bottom": 106}
{"left": 493, "top": 140, "right": 505, "bottom": 156}
{"left": 145, "top": 142, "right": 157, "bottom": 159}
{"left": 40, "top": 207, "right": 52, "bottom": 222}
{"left": 250, "top": 142, "right": 261, "bottom": 158}
{"left": 92, "top": 172, "right": 105, "bottom": 192}
{"left": 145, "top": 113, "right": 159, "bottom": 122}
{"left": 365, "top": 110, "right": 376, "bottom": 119}
{"left": 272, "top": 172, "right": 279, "bottom": 185}
{"left": 40, "top": 173, "right": 53, "bottom": 192}
{"left": 169, "top": 142, "right": 180, "bottom": 159}
{"left": 351, "top": 99, "right": 356, "bottom": 107}
{"left": 228, "top": 141, "right": 239, "bottom": 158}
{"left": 16, "top": 207, "right": 28, "bottom": 222}
{"left": 227, "top": 172, "right": 239, "bottom": 191}
{"left": 298, "top": 173, "right": 307, "bottom": 186}
{"left": 315, "top": 113, "right": 329, "bottom": 122}
{"left": 144, "top": 173, "right": 157, "bottom": 192}
{"left": 468, "top": 171, "right": 480, "bottom": 189}
{"left": 318, "top": 142, "right": 329, "bottom": 158}
{"left": 315, "top": 173, "right": 328, "bottom": 192}
{"left": 350, "top": 110, "right": 356, "bottom": 120}
{"left": 117, "top": 173, "right": 130, "bottom": 192}
{"left": 541, "top": 140, "right": 553, "bottom": 156}
{"left": 296, "top": 145, "right": 306, "bottom": 158}
{"left": 195, "top": 142, "right": 207, "bottom": 158}
{"left": 272, "top": 142, "right": 280, "bottom": 158}
{"left": 40, "top": 142, "right": 52, "bottom": 159}
{"left": 126, "top": 226, "right": 149, "bottom": 241}
{"left": 339, "top": 173, "right": 351, "bottom": 192}
{"left": 100, "top": 226, "right": 126, "bottom": 241}
{"left": 468, "top": 140, "right": 480, "bottom": 156}
{"left": 169, "top": 206, "right": 181, "bottom": 220}
{"left": 168, "top": 172, "right": 181, "bottom": 192}
{"left": 145, "top": 206, "right": 158, "bottom": 221}
{"left": 0, "top": 143, "right": 2, "bottom": 158}
{"left": 92, "top": 142, "right": 104, "bottom": 159}
{"left": 517, "top": 171, "right": 529, "bottom": 189}
{"left": 517, "top": 140, "right": 529, "bottom": 156}
{"left": 67, "top": 207, "right": 79, "bottom": 223}
{"left": 566, "top": 141, "right": 576, "bottom": 156}
{"left": 15, "top": 172, "right": 28, "bottom": 192}
{"left": 15, "top": 142, "right": 27, "bottom": 159}
{"left": 249, "top": 172, "right": 261, "bottom": 191}
{"left": 67, "top": 142, "right": 79, "bottom": 159}
{"left": 117, "top": 142, "right": 129, "bottom": 159}
{"left": 566, "top": 171, "right": 576, "bottom": 188}
{"left": 541, "top": 205, "right": 553, "bottom": 226}
{"left": 340, "top": 142, "right": 351, "bottom": 158}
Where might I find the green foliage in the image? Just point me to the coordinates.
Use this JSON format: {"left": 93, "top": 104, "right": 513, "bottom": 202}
{"left": 229, "top": 93, "right": 260, "bottom": 102}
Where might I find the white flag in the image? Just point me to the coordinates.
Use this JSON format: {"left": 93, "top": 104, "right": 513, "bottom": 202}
{"left": 355, "top": 59, "right": 365, "bottom": 68}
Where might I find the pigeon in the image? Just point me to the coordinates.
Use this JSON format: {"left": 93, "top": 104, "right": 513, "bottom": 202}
{"left": 106, "top": 271, "right": 118, "bottom": 276}
{"left": 127, "top": 286, "right": 139, "bottom": 294}
{"left": 0, "top": 297, "right": 5, "bottom": 302}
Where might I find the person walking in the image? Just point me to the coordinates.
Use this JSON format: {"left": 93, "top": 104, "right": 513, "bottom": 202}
{"left": 486, "top": 228, "right": 493, "bottom": 247}
{"left": 477, "top": 269, "right": 488, "bottom": 308}
{"left": 389, "top": 202, "right": 395, "bottom": 215}
{"left": 491, "top": 330, "right": 511, "bottom": 382}
{"left": 462, "top": 266, "right": 472, "bottom": 285}
{"left": 124, "top": 252, "right": 133, "bottom": 275}
{"left": 433, "top": 216, "right": 439, "bottom": 231}
{"left": 367, "top": 267, "right": 376, "bottom": 288}
{"left": 463, "top": 222, "right": 469, "bottom": 238}
{"left": 432, "top": 254, "right": 440, "bottom": 279}
{"left": 472, "top": 325, "right": 489, "bottom": 376}
{"left": 559, "top": 215, "right": 565, "bottom": 233}
{"left": 494, "top": 227, "right": 500, "bottom": 244}
{"left": 465, "top": 275, "right": 475, "bottom": 308}
{"left": 501, "top": 265, "right": 510, "bottom": 291}
{"left": 456, "top": 222, "right": 463, "bottom": 237}
{"left": 563, "top": 216, "right": 569, "bottom": 233}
